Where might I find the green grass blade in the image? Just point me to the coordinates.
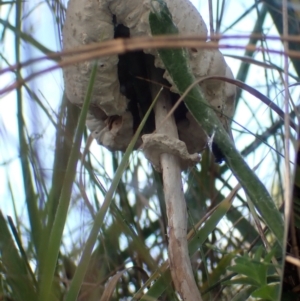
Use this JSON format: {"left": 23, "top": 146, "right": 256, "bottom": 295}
{"left": 0, "top": 18, "right": 57, "bottom": 57}
{"left": 64, "top": 88, "right": 162, "bottom": 301}
{"left": 149, "top": 0, "right": 284, "bottom": 247}
{"left": 235, "top": 4, "right": 267, "bottom": 106}
{"left": 15, "top": 0, "right": 42, "bottom": 258}
{"left": 38, "top": 63, "right": 98, "bottom": 301}
{"left": 47, "top": 96, "right": 80, "bottom": 228}
{"left": 7, "top": 216, "right": 37, "bottom": 285}
{"left": 0, "top": 211, "right": 37, "bottom": 301}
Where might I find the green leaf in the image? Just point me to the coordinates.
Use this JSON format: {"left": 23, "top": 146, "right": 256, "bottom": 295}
{"left": 149, "top": 0, "right": 283, "bottom": 247}
{"left": 251, "top": 283, "right": 280, "bottom": 301}
{"left": 230, "top": 256, "right": 268, "bottom": 285}
{"left": 228, "top": 264, "right": 261, "bottom": 286}
{"left": 231, "top": 286, "right": 257, "bottom": 301}
{"left": 223, "top": 277, "right": 261, "bottom": 287}
{"left": 254, "top": 245, "right": 264, "bottom": 261}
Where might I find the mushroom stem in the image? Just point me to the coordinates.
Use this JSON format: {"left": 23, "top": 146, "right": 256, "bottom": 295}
{"left": 151, "top": 86, "right": 203, "bottom": 301}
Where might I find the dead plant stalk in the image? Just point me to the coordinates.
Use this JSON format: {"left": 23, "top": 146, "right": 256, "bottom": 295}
{"left": 152, "top": 86, "right": 202, "bottom": 300}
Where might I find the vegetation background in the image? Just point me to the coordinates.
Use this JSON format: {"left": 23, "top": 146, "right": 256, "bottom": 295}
{"left": 0, "top": 0, "right": 299, "bottom": 300}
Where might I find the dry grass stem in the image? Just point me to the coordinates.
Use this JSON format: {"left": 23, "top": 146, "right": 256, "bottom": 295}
{"left": 151, "top": 82, "right": 202, "bottom": 300}
{"left": 3, "top": 34, "right": 300, "bottom": 96}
